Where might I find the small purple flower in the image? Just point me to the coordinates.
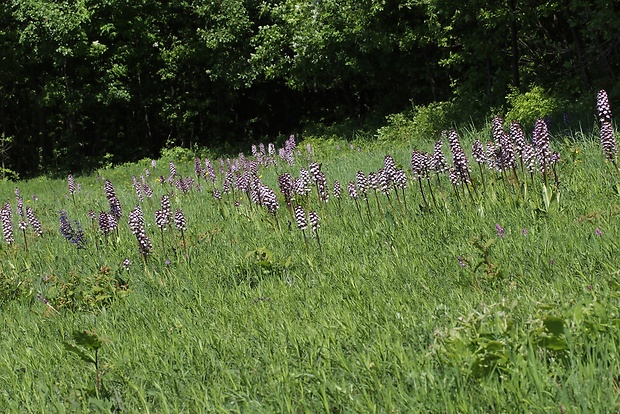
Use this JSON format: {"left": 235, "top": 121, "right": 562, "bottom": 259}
{"left": 595, "top": 228, "right": 602, "bottom": 237}
{"left": 496, "top": 224, "right": 505, "bottom": 238}
{"left": 457, "top": 256, "right": 468, "bottom": 267}
{"left": 165, "top": 259, "right": 171, "bottom": 267}
{"left": 521, "top": 228, "right": 528, "bottom": 236}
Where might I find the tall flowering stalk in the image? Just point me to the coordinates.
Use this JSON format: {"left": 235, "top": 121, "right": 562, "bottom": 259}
{"left": 155, "top": 210, "right": 168, "bottom": 250}
{"left": 356, "top": 171, "right": 372, "bottom": 219}
{"left": 129, "top": 206, "right": 152, "bottom": 259}
{"left": 59, "top": 210, "right": 87, "bottom": 248}
{"left": 98, "top": 211, "right": 117, "bottom": 238}
{"left": 532, "top": 118, "right": 551, "bottom": 186}
{"left": 278, "top": 173, "right": 294, "bottom": 211}
{"left": 174, "top": 208, "right": 188, "bottom": 260}
{"left": 104, "top": 180, "right": 122, "bottom": 221}
{"left": 392, "top": 169, "right": 408, "bottom": 211}
{"left": 294, "top": 205, "right": 309, "bottom": 252}
{"left": 1, "top": 202, "right": 14, "bottom": 245}
{"left": 471, "top": 139, "right": 487, "bottom": 192}
{"left": 333, "top": 180, "right": 342, "bottom": 210}
{"left": 308, "top": 210, "right": 322, "bottom": 252}
{"left": 19, "top": 220, "right": 28, "bottom": 251}
{"left": 132, "top": 176, "right": 144, "bottom": 202}
{"left": 411, "top": 149, "right": 431, "bottom": 208}
{"left": 597, "top": 90, "right": 618, "bottom": 167}
{"left": 25, "top": 207, "right": 43, "bottom": 237}
{"left": 68, "top": 174, "right": 76, "bottom": 208}
{"left": 347, "top": 181, "right": 364, "bottom": 221}
{"left": 448, "top": 129, "right": 475, "bottom": 201}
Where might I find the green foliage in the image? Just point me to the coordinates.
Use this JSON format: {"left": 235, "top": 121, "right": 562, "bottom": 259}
{"left": 2, "top": 0, "right": 620, "bottom": 176}
{"left": 64, "top": 330, "right": 111, "bottom": 398}
{"left": 159, "top": 145, "right": 197, "bottom": 163}
{"left": 377, "top": 101, "right": 453, "bottom": 143}
{"left": 430, "top": 299, "right": 519, "bottom": 380}
{"left": 231, "top": 247, "right": 291, "bottom": 288}
{"left": 43, "top": 266, "right": 129, "bottom": 312}
{"left": 0, "top": 270, "right": 29, "bottom": 307}
{"left": 505, "top": 86, "right": 564, "bottom": 128}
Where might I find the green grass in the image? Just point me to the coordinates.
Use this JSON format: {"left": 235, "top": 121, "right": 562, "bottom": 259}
{"left": 0, "top": 127, "right": 619, "bottom": 413}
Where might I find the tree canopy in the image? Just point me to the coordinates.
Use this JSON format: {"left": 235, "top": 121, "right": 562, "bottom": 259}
{"left": 0, "top": 0, "right": 618, "bottom": 177}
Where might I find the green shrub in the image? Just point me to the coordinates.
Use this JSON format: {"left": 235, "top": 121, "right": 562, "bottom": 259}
{"left": 505, "top": 85, "right": 564, "bottom": 128}
{"left": 377, "top": 101, "right": 453, "bottom": 144}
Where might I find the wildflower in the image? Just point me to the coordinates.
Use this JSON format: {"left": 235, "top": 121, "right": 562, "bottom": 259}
{"left": 356, "top": 171, "right": 368, "bottom": 199}
{"left": 471, "top": 139, "right": 487, "bottom": 164}
{"left": 204, "top": 158, "right": 217, "bottom": 182}
{"left": 600, "top": 120, "right": 617, "bottom": 162}
{"left": 161, "top": 194, "right": 172, "bottom": 223}
{"left": 595, "top": 228, "right": 602, "bottom": 237}
{"left": 411, "top": 150, "right": 430, "bottom": 179}
{"left": 130, "top": 206, "right": 151, "bottom": 256}
{"left": 16, "top": 197, "right": 23, "bottom": 217}
{"left": 261, "top": 186, "right": 279, "bottom": 214}
{"left": 26, "top": 207, "right": 43, "bottom": 236}
{"left": 347, "top": 181, "right": 358, "bottom": 199}
{"left": 510, "top": 121, "right": 526, "bottom": 157}
{"left": 98, "top": 211, "right": 117, "bottom": 236}
{"left": 597, "top": 91, "right": 617, "bottom": 162}
{"left": 1, "top": 203, "right": 14, "bottom": 245}
{"left": 309, "top": 162, "right": 321, "bottom": 182}
{"left": 308, "top": 211, "right": 320, "bottom": 231}
{"left": 521, "top": 228, "right": 528, "bottom": 236}
{"left": 448, "top": 129, "right": 471, "bottom": 183}
{"left": 132, "top": 176, "right": 144, "bottom": 202}
{"left": 128, "top": 206, "right": 145, "bottom": 235}
{"left": 155, "top": 210, "right": 167, "bottom": 229}
{"left": 68, "top": 174, "right": 76, "bottom": 195}
{"left": 278, "top": 173, "right": 293, "bottom": 206}
{"left": 495, "top": 223, "right": 505, "bottom": 238}
{"left": 122, "top": 258, "right": 131, "bottom": 270}
{"left": 384, "top": 155, "right": 397, "bottom": 179}
{"left": 431, "top": 141, "right": 448, "bottom": 173}
{"left": 457, "top": 256, "right": 468, "bottom": 267}
{"left": 597, "top": 89, "right": 612, "bottom": 123}
{"left": 174, "top": 209, "right": 187, "bottom": 231}
{"left": 294, "top": 206, "right": 307, "bottom": 230}
{"left": 194, "top": 157, "right": 204, "bottom": 178}
{"left": 315, "top": 171, "right": 329, "bottom": 202}
{"left": 333, "top": 180, "right": 341, "bottom": 199}
{"left": 59, "top": 210, "right": 87, "bottom": 248}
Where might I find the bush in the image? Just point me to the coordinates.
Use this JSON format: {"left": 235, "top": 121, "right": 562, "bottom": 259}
{"left": 505, "top": 86, "right": 564, "bottom": 128}
{"left": 377, "top": 101, "right": 453, "bottom": 144}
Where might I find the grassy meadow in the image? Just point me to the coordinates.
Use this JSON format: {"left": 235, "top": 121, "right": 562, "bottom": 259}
{"left": 0, "top": 117, "right": 619, "bottom": 412}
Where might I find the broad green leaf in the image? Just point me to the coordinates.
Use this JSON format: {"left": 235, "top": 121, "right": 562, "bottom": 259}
{"left": 542, "top": 316, "right": 565, "bottom": 336}
{"left": 63, "top": 342, "right": 95, "bottom": 364}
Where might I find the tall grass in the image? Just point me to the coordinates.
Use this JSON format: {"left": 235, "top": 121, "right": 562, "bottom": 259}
{"left": 0, "top": 118, "right": 619, "bottom": 412}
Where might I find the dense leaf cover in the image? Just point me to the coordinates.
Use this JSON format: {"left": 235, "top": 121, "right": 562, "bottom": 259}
{"left": 0, "top": 0, "right": 619, "bottom": 176}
